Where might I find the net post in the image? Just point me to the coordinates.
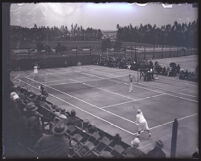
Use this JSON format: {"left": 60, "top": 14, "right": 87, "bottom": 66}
{"left": 171, "top": 118, "right": 178, "bottom": 158}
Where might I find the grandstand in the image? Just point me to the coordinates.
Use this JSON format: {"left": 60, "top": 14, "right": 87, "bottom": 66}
{"left": 7, "top": 60, "right": 198, "bottom": 158}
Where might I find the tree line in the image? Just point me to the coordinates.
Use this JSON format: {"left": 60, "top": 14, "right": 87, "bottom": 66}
{"left": 10, "top": 24, "right": 103, "bottom": 42}
{"left": 116, "top": 21, "right": 197, "bottom": 48}
{"left": 10, "top": 21, "right": 197, "bottom": 50}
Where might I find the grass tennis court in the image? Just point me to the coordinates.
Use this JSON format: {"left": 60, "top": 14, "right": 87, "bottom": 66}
{"left": 11, "top": 64, "right": 198, "bottom": 158}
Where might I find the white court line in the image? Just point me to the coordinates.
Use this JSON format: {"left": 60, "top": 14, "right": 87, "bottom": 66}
{"left": 158, "top": 75, "right": 197, "bottom": 87}
{"left": 18, "top": 79, "right": 137, "bottom": 136}
{"left": 88, "top": 68, "right": 196, "bottom": 97}
{"left": 67, "top": 78, "right": 136, "bottom": 101}
{"left": 88, "top": 68, "right": 198, "bottom": 99}
{"left": 81, "top": 72, "right": 198, "bottom": 103}
{"left": 86, "top": 69, "right": 127, "bottom": 77}
{"left": 25, "top": 77, "right": 138, "bottom": 125}
{"left": 150, "top": 113, "right": 198, "bottom": 130}
{"left": 18, "top": 79, "right": 198, "bottom": 140}
{"left": 143, "top": 80, "right": 197, "bottom": 98}
{"left": 44, "top": 79, "right": 75, "bottom": 84}
{"left": 81, "top": 72, "right": 163, "bottom": 94}
{"left": 102, "top": 93, "right": 166, "bottom": 109}
{"left": 102, "top": 100, "right": 136, "bottom": 109}
{"left": 137, "top": 82, "right": 198, "bottom": 103}
{"left": 46, "top": 74, "right": 127, "bottom": 85}
{"left": 25, "top": 69, "right": 80, "bottom": 80}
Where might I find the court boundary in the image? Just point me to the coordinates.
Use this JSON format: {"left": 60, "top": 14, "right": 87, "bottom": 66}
{"left": 19, "top": 79, "right": 198, "bottom": 140}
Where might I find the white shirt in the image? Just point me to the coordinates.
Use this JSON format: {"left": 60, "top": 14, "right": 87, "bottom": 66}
{"left": 136, "top": 113, "right": 146, "bottom": 123}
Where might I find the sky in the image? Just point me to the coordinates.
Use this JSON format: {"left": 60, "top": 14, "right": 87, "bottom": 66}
{"left": 10, "top": 3, "right": 198, "bottom": 30}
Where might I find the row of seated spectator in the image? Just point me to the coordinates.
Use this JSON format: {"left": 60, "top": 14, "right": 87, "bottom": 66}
{"left": 96, "top": 55, "right": 136, "bottom": 69}
{"left": 95, "top": 55, "right": 197, "bottom": 82}
{"left": 7, "top": 85, "right": 167, "bottom": 158}
{"left": 154, "top": 61, "right": 198, "bottom": 82}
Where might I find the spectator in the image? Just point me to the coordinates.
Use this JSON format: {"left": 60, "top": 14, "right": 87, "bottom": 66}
{"left": 23, "top": 102, "right": 43, "bottom": 146}
{"left": 176, "top": 64, "right": 180, "bottom": 74}
{"left": 124, "top": 137, "right": 145, "bottom": 158}
{"left": 8, "top": 96, "right": 26, "bottom": 142}
{"left": 10, "top": 91, "right": 26, "bottom": 114}
{"left": 39, "top": 85, "right": 48, "bottom": 99}
{"left": 146, "top": 140, "right": 166, "bottom": 158}
{"left": 34, "top": 121, "right": 70, "bottom": 158}
{"left": 54, "top": 108, "right": 67, "bottom": 122}
{"left": 192, "top": 148, "right": 199, "bottom": 159}
{"left": 113, "top": 133, "right": 122, "bottom": 144}
{"left": 166, "top": 67, "right": 170, "bottom": 76}
{"left": 67, "top": 110, "right": 79, "bottom": 126}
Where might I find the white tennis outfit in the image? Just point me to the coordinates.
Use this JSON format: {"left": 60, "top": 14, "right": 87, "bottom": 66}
{"left": 34, "top": 65, "right": 38, "bottom": 74}
{"left": 136, "top": 112, "right": 150, "bottom": 131}
{"left": 129, "top": 75, "right": 133, "bottom": 92}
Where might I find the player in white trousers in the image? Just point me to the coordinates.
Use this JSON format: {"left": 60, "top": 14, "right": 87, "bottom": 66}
{"left": 129, "top": 74, "right": 134, "bottom": 92}
{"left": 135, "top": 109, "right": 151, "bottom": 137}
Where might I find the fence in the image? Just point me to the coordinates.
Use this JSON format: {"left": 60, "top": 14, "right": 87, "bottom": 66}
{"left": 10, "top": 46, "right": 197, "bottom": 71}
{"left": 101, "top": 47, "right": 197, "bottom": 62}
{"left": 10, "top": 54, "right": 99, "bottom": 71}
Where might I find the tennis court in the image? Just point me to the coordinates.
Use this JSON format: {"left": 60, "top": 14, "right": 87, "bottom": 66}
{"left": 11, "top": 65, "right": 198, "bottom": 157}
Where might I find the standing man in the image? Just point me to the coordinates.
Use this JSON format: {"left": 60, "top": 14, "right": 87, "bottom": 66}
{"left": 39, "top": 85, "right": 48, "bottom": 100}
{"left": 33, "top": 63, "right": 39, "bottom": 80}
{"left": 129, "top": 74, "right": 134, "bottom": 92}
{"left": 34, "top": 64, "right": 39, "bottom": 74}
{"left": 135, "top": 109, "right": 151, "bottom": 137}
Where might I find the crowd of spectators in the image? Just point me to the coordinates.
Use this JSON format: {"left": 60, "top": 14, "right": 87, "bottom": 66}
{"left": 95, "top": 55, "right": 197, "bottom": 82}
{"left": 4, "top": 81, "right": 168, "bottom": 158}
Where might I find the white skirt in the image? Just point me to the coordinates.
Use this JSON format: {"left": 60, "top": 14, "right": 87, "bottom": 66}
{"left": 138, "top": 121, "right": 150, "bottom": 131}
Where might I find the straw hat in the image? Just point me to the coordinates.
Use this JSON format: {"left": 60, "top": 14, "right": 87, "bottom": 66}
{"left": 52, "top": 122, "right": 68, "bottom": 135}
{"left": 131, "top": 137, "right": 140, "bottom": 147}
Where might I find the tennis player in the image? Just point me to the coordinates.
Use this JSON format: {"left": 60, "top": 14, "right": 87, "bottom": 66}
{"left": 34, "top": 64, "right": 39, "bottom": 74}
{"left": 129, "top": 74, "right": 134, "bottom": 92}
{"left": 135, "top": 109, "right": 151, "bottom": 137}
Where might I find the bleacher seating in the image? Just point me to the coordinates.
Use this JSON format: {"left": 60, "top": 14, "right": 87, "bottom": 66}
{"left": 8, "top": 85, "right": 145, "bottom": 158}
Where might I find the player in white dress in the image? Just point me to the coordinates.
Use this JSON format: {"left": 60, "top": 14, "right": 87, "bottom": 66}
{"left": 34, "top": 64, "right": 38, "bottom": 74}
{"left": 135, "top": 109, "right": 151, "bottom": 137}
{"left": 33, "top": 64, "right": 39, "bottom": 80}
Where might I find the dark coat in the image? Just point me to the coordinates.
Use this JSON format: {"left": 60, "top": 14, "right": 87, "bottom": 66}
{"left": 147, "top": 147, "right": 166, "bottom": 158}
{"left": 125, "top": 147, "right": 145, "bottom": 158}
{"left": 34, "top": 134, "right": 70, "bottom": 158}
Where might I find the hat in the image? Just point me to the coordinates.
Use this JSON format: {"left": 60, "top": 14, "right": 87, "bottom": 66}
{"left": 52, "top": 122, "right": 67, "bottom": 135}
{"left": 131, "top": 137, "right": 140, "bottom": 147}
{"left": 26, "top": 102, "right": 38, "bottom": 112}
{"left": 59, "top": 114, "right": 67, "bottom": 119}
{"left": 155, "top": 140, "right": 164, "bottom": 148}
